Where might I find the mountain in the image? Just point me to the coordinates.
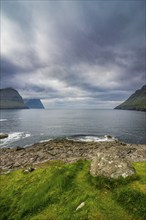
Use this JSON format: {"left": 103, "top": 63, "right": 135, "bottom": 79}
{"left": 24, "top": 99, "right": 44, "bottom": 109}
{"left": 0, "top": 88, "right": 45, "bottom": 109}
{"left": 115, "top": 85, "right": 146, "bottom": 111}
{"left": 0, "top": 88, "right": 27, "bottom": 109}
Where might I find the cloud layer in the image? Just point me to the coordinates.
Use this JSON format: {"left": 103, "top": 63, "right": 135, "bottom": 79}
{"left": 1, "top": 0, "right": 145, "bottom": 108}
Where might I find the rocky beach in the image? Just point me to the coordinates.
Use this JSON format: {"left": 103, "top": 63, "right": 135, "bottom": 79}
{"left": 1, "top": 139, "right": 146, "bottom": 173}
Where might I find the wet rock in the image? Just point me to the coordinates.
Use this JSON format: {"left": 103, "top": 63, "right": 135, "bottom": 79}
{"left": 0, "top": 133, "right": 8, "bottom": 139}
{"left": 90, "top": 151, "right": 136, "bottom": 179}
{"left": 15, "top": 146, "right": 24, "bottom": 151}
{"left": 107, "top": 135, "right": 112, "bottom": 139}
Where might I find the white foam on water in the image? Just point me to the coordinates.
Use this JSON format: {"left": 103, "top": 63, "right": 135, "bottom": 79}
{"left": 39, "top": 136, "right": 116, "bottom": 143}
{"left": 0, "top": 132, "right": 31, "bottom": 147}
{"left": 67, "top": 135, "right": 116, "bottom": 142}
{"left": 25, "top": 133, "right": 31, "bottom": 138}
{"left": 0, "top": 119, "right": 8, "bottom": 122}
{"left": 39, "top": 139, "right": 52, "bottom": 143}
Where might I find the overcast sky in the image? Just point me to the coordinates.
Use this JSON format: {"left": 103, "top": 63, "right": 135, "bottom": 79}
{"left": 1, "top": 0, "right": 145, "bottom": 109}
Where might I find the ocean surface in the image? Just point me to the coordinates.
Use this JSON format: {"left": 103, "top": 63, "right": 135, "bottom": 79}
{"left": 0, "top": 109, "right": 146, "bottom": 148}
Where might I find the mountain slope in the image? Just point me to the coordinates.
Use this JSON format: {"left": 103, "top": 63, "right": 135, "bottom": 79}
{"left": 115, "top": 85, "right": 146, "bottom": 111}
{"left": 0, "top": 88, "right": 27, "bottom": 109}
{"left": 24, "top": 99, "right": 44, "bottom": 109}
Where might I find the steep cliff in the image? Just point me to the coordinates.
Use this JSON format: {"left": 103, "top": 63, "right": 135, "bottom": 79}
{"left": 115, "top": 85, "right": 146, "bottom": 111}
{"left": 24, "top": 99, "right": 44, "bottom": 109}
{"left": 0, "top": 88, "right": 27, "bottom": 109}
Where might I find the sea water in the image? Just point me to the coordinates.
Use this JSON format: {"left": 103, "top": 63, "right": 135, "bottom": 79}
{"left": 0, "top": 109, "right": 146, "bottom": 148}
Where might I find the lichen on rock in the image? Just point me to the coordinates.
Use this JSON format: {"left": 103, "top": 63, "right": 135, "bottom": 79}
{"left": 90, "top": 151, "right": 136, "bottom": 179}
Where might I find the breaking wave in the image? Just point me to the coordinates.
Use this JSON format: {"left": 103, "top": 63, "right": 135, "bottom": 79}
{"left": 66, "top": 135, "right": 116, "bottom": 142}
{"left": 0, "top": 119, "right": 8, "bottom": 122}
{"left": 0, "top": 132, "right": 31, "bottom": 147}
{"left": 39, "top": 139, "right": 53, "bottom": 143}
{"left": 39, "top": 134, "right": 116, "bottom": 144}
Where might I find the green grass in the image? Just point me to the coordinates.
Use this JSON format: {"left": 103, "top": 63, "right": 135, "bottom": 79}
{"left": 0, "top": 160, "right": 146, "bottom": 220}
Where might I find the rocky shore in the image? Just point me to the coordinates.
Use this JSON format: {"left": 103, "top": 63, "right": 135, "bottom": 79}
{"left": 0, "top": 139, "right": 146, "bottom": 173}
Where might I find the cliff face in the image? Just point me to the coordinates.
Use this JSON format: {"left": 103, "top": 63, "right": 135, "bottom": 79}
{"left": 0, "top": 88, "right": 45, "bottom": 109}
{"left": 115, "top": 85, "right": 146, "bottom": 111}
{"left": 0, "top": 88, "right": 27, "bottom": 109}
{"left": 24, "top": 99, "right": 44, "bottom": 109}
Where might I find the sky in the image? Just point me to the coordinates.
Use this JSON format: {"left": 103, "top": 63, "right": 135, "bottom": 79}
{"left": 1, "top": 0, "right": 145, "bottom": 109}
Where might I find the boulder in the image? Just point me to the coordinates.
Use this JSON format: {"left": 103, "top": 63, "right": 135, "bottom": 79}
{"left": 0, "top": 133, "right": 8, "bottom": 139}
{"left": 90, "top": 151, "right": 135, "bottom": 179}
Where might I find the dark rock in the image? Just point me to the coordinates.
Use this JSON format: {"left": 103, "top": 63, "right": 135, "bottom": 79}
{"left": 23, "top": 167, "right": 35, "bottom": 174}
{"left": 127, "top": 150, "right": 132, "bottom": 154}
{"left": 15, "top": 146, "right": 24, "bottom": 151}
{"left": 28, "top": 167, "right": 35, "bottom": 172}
{"left": 0, "top": 133, "right": 8, "bottom": 139}
{"left": 107, "top": 135, "right": 112, "bottom": 139}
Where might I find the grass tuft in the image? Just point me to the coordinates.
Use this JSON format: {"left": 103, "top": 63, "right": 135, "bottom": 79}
{"left": 113, "top": 188, "right": 146, "bottom": 219}
{"left": 89, "top": 174, "right": 138, "bottom": 190}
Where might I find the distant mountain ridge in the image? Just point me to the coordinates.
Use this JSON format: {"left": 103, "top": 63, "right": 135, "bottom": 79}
{"left": 24, "top": 99, "right": 44, "bottom": 109}
{"left": 0, "top": 88, "right": 27, "bottom": 109}
{"left": 115, "top": 85, "right": 146, "bottom": 111}
{"left": 0, "top": 88, "right": 44, "bottom": 109}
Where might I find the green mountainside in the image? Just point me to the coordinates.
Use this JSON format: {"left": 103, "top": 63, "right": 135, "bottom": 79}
{"left": 0, "top": 88, "right": 45, "bottom": 109}
{"left": 115, "top": 85, "right": 146, "bottom": 111}
{"left": 0, "top": 88, "right": 27, "bottom": 109}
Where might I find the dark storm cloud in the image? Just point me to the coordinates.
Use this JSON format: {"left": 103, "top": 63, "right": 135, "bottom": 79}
{"left": 1, "top": 0, "right": 145, "bottom": 108}
{"left": 55, "top": 1, "right": 145, "bottom": 62}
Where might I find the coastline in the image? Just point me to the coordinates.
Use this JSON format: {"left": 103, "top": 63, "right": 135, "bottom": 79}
{"left": 1, "top": 139, "right": 146, "bottom": 172}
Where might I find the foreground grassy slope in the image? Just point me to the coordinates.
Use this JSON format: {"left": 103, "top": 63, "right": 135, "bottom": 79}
{"left": 0, "top": 160, "right": 146, "bottom": 220}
